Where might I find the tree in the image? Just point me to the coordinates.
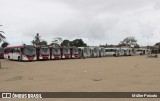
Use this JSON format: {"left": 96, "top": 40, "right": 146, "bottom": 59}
{"left": 1, "top": 42, "right": 9, "bottom": 48}
{"left": 31, "top": 33, "right": 41, "bottom": 46}
{"left": 154, "top": 42, "right": 160, "bottom": 53}
{"left": 40, "top": 40, "right": 47, "bottom": 46}
{"left": 71, "top": 39, "right": 87, "bottom": 47}
{"left": 61, "top": 40, "right": 70, "bottom": 46}
{"left": 0, "top": 31, "right": 6, "bottom": 42}
{"left": 119, "top": 37, "right": 139, "bottom": 48}
{"left": 61, "top": 39, "right": 87, "bottom": 47}
{"left": 50, "top": 43, "right": 60, "bottom": 46}
{"left": 50, "top": 37, "right": 63, "bottom": 46}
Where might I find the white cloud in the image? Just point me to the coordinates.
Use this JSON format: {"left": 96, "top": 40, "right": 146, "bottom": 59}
{"left": 0, "top": 0, "right": 160, "bottom": 46}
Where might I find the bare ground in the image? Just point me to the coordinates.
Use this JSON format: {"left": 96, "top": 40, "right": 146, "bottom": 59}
{"left": 0, "top": 55, "right": 160, "bottom": 101}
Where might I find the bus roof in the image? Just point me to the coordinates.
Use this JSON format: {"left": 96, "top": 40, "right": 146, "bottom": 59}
{"left": 5, "top": 45, "right": 34, "bottom": 49}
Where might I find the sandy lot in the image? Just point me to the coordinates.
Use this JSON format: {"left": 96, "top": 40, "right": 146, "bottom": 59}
{"left": 0, "top": 55, "right": 160, "bottom": 101}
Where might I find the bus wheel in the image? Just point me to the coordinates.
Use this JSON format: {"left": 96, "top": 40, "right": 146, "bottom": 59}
{"left": 8, "top": 56, "right": 10, "bottom": 60}
{"left": 18, "top": 57, "right": 21, "bottom": 61}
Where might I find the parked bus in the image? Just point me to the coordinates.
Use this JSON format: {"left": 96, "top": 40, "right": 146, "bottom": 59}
{"left": 99, "top": 47, "right": 105, "bottom": 57}
{"left": 135, "top": 48, "right": 150, "bottom": 55}
{"left": 105, "top": 48, "right": 120, "bottom": 57}
{"left": 70, "top": 47, "right": 79, "bottom": 59}
{"left": 50, "top": 47, "right": 61, "bottom": 59}
{"left": 118, "top": 48, "right": 125, "bottom": 56}
{"left": 0, "top": 47, "right": 4, "bottom": 59}
{"left": 78, "top": 47, "right": 91, "bottom": 58}
{"left": 4, "top": 45, "right": 36, "bottom": 61}
{"left": 36, "top": 46, "right": 50, "bottom": 60}
{"left": 60, "top": 47, "right": 71, "bottom": 59}
{"left": 121, "top": 48, "right": 133, "bottom": 56}
{"left": 90, "top": 47, "right": 99, "bottom": 58}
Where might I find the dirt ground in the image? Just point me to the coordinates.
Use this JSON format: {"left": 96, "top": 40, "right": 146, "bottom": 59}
{"left": 0, "top": 55, "right": 160, "bottom": 101}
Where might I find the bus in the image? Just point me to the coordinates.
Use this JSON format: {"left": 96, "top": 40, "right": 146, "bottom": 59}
{"left": 105, "top": 48, "right": 120, "bottom": 57}
{"left": 70, "top": 47, "right": 79, "bottom": 59}
{"left": 4, "top": 45, "right": 36, "bottom": 61}
{"left": 121, "top": 48, "right": 133, "bottom": 56}
{"left": 36, "top": 46, "right": 50, "bottom": 60}
{"left": 50, "top": 47, "right": 61, "bottom": 59}
{"left": 60, "top": 47, "right": 71, "bottom": 59}
{"left": 135, "top": 48, "right": 150, "bottom": 55}
{"left": 78, "top": 47, "right": 91, "bottom": 58}
{"left": 90, "top": 47, "right": 99, "bottom": 58}
{"left": 0, "top": 47, "right": 4, "bottom": 59}
{"left": 99, "top": 47, "right": 105, "bottom": 57}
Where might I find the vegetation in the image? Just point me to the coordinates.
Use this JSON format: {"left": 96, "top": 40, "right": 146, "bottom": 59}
{"left": 0, "top": 30, "right": 9, "bottom": 48}
{"left": 1, "top": 42, "right": 9, "bottom": 48}
{"left": 31, "top": 33, "right": 48, "bottom": 46}
{"left": 61, "top": 39, "right": 87, "bottom": 47}
{"left": 119, "top": 37, "right": 139, "bottom": 48}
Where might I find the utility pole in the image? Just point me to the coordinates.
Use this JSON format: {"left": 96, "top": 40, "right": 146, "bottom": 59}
{"left": 143, "top": 34, "right": 154, "bottom": 49}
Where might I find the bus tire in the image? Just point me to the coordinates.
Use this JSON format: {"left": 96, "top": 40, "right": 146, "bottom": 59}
{"left": 8, "top": 56, "right": 10, "bottom": 60}
{"left": 18, "top": 57, "right": 21, "bottom": 61}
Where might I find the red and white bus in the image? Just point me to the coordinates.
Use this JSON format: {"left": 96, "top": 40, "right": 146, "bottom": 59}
{"left": 36, "top": 46, "right": 50, "bottom": 60}
{"left": 0, "top": 47, "right": 4, "bottom": 59}
{"left": 70, "top": 47, "right": 79, "bottom": 58}
{"left": 4, "top": 45, "right": 36, "bottom": 61}
{"left": 50, "top": 47, "right": 61, "bottom": 59}
{"left": 60, "top": 47, "right": 71, "bottom": 59}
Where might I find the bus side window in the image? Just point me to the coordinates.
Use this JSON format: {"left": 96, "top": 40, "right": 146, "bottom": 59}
{"left": 13, "top": 48, "right": 16, "bottom": 53}
{"left": 17, "top": 48, "right": 21, "bottom": 53}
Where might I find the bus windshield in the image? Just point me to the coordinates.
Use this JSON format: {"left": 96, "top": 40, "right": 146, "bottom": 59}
{"left": 24, "top": 47, "right": 36, "bottom": 56}
{"left": 63, "top": 48, "right": 70, "bottom": 54}
{"left": 40, "top": 48, "right": 49, "bottom": 55}
{"left": 84, "top": 48, "right": 90, "bottom": 55}
{"left": 52, "top": 48, "right": 60, "bottom": 55}
{"left": 73, "top": 48, "right": 79, "bottom": 54}
{"left": 94, "top": 48, "right": 98, "bottom": 53}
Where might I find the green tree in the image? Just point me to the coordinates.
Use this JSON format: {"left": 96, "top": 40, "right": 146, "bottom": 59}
{"left": 119, "top": 37, "right": 139, "bottom": 48}
{"left": 61, "top": 39, "right": 87, "bottom": 47}
{"left": 61, "top": 40, "right": 70, "bottom": 46}
{"left": 0, "top": 31, "right": 6, "bottom": 42}
{"left": 71, "top": 39, "right": 87, "bottom": 47}
{"left": 1, "top": 42, "right": 9, "bottom": 48}
{"left": 31, "top": 33, "right": 41, "bottom": 46}
{"left": 40, "top": 40, "right": 48, "bottom": 46}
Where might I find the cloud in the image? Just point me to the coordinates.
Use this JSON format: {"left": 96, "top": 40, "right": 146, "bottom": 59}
{"left": 0, "top": 0, "right": 160, "bottom": 46}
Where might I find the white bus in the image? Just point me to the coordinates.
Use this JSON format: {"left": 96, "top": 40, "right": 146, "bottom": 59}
{"left": 90, "top": 47, "right": 99, "bottom": 58}
{"left": 70, "top": 47, "right": 80, "bottom": 59}
{"left": 135, "top": 48, "right": 150, "bottom": 55}
{"left": 60, "top": 47, "right": 71, "bottom": 59}
{"left": 105, "top": 48, "right": 120, "bottom": 57}
{"left": 50, "top": 47, "right": 61, "bottom": 60}
{"left": 4, "top": 45, "right": 36, "bottom": 61}
{"left": 78, "top": 47, "right": 91, "bottom": 58}
{"left": 36, "top": 46, "right": 50, "bottom": 60}
{"left": 121, "top": 48, "right": 133, "bottom": 56}
{"left": 99, "top": 47, "right": 106, "bottom": 57}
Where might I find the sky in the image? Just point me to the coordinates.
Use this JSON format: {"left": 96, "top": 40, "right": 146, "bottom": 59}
{"left": 0, "top": 0, "right": 160, "bottom": 46}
